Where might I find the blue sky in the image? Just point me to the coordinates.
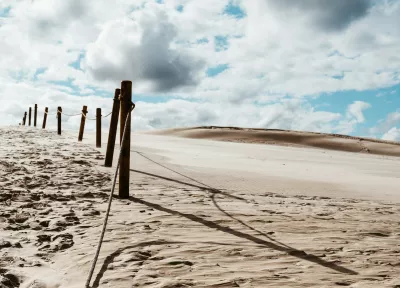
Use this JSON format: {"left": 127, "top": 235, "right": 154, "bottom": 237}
{"left": 0, "top": 0, "right": 399, "bottom": 138}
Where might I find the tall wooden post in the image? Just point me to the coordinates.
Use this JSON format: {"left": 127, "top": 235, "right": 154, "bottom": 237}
{"left": 23, "top": 112, "right": 27, "bottom": 125}
{"left": 28, "top": 107, "right": 32, "bottom": 126}
{"left": 57, "top": 107, "right": 62, "bottom": 135}
{"left": 42, "top": 107, "right": 48, "bottom": 129}
{"left": 96, "top": 108, "right": 101, "bottom": 148}
{"left": 119, "top": 81, "right": 132, "bottom": 199}
{"left": 105, "top": 89, "right": 121, "bottom": 167}
{"left": 34, "top": 104, "right": 38, "bottom": 127}
{"left": 78, "top": 105, "right": 88, "bottom": 142}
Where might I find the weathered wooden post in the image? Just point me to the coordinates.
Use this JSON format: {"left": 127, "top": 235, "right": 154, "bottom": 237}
{"left": 96, "top": 108, "right": 101, "bottom": 148}
{"left": 57, "top": 107, "right": 62, "bottom": 135}
{"left": 28, "top": 107, "right": 32, "bottom": 126}
{"left": 104, "top": 89, "right": 121, "bottom": 167}
{"left": 34, "top": 104, "right": 38, "bottom": 127}
{"left": 119, "top": 81, "right": 132, "bottom": 199}
{"left": 78, "top": 105, "right": 88, "bottom": 141}
{"left": 23, "top": 112, "right": 27, "bottom": 125}
{"left": 42, "top": 107, "right": 48, "bottom": 129}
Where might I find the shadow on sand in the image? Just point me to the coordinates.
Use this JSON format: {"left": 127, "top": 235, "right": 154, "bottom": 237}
{"left": 128, "top": 193, "right": 357, "bottom": 276}
{"left": 102, "top": 150, "right": 359, "bottom": 281}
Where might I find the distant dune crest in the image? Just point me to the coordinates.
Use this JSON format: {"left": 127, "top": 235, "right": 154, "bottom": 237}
{"left": 149, "top": 126, "right": 400, "bottom": 157}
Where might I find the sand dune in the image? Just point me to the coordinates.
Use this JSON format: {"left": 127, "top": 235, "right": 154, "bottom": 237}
{"left": 1, "top": 127, "right": 400, "bottom": 287}
{"left": 148, "top": 126, "right": 400, "bottom": 157}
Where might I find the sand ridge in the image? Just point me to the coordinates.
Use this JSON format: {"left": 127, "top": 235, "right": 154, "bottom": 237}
{"left": 1, "top": 127, "right": 400, "bottom": 287}
{"left": 148, "top": 126, "right": 400, "bottom": 157}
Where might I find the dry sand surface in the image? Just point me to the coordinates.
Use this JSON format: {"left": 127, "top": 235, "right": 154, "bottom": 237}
{"left": 1, "top": 126, "right": 400, "bottom": 288}
{"left": 149, "top": 126, "right": 400, "bottom": 157}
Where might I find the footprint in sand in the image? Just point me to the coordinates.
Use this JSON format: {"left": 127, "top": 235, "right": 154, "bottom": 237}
{"left": 36, "top": 233, "right": 74, "bottom": 252}
{"left": 0, "top": 270, "right": 20, "bottom": 288}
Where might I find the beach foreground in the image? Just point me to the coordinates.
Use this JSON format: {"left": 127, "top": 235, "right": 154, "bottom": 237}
{"left": 1, "top": 127, "right": 400, "bottom": 287}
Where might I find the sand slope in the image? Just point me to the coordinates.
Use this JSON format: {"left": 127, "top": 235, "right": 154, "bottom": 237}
{"left": 148, "top": 126, "right": 400, "bottom": 157}
{"left": 1, "top": 127, "right": 400, "bottom": 287}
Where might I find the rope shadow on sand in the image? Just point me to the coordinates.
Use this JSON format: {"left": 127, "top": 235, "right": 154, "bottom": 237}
{"left": 91, "top": 240, "right": 182, "bottom": 288}
{"left": 129, "top": 169, "right": 291, "bottom": 249}
{"left": 128, "top": 196, "right": 358, "bottom": 276}
{"left": 91, "top": 239, "right": 270, "bottom": 287}
{"left": 129, "top": 151, "right": 358, "bottom": 276}
{"left": 131, "top": 169, "right": 325, "bottom": 256}
{"left": 130, "top": 168, "right": 246, "bottom": 202}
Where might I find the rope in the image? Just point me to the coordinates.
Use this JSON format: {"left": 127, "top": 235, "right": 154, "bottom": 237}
{"left": 85, "top": 103, "right": 134, "bottom": 288}
{"left": 80, "top": 112, "right": 97, "bottom": 121}
{"left": 44, "top": 111, "right": 58, "bottom": 115}
{"left": 43, "top": 110, "right": 113, "bottom": 118}
{"left": 62, "top": 112, "right": 82, "bottom": 117}
{"left": 103, "top": 111, "right": 112, "bottom": 118}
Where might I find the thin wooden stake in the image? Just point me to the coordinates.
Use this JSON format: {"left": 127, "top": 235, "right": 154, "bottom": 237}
{"left": 42, "top": 107, "right": 48, "bottom": 129}
{"left": 34, "top": 104, "right": 38, "bottom": 127}
{"left": 96, "top": 108, "right": 101, "bottom": 148}
{"left": 28, "top": 107, "right": 32, "bottom": 126}
{"left": 78, "top": 105, "right": 88, "bottom": 142}
{"left": 57, "top": 107, "right": 62, "bottom": 135}
{"left": 23, "top": 112, "right": 27, "bottom": 125}
{"left": 105, "top": 89, "right": 121, "bottom": 167}
{"left": 119, "top": 81, "right": 132, "bottom": 199}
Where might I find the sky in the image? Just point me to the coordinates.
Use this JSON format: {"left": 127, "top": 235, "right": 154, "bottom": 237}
{"left": 0, "top": 0, "right": 400, "bottom": 140}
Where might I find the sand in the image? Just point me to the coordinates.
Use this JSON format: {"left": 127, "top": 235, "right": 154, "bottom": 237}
{"left": 149, "top": 126, "right": 400, "bottom": 157}
{"left": 1, "top": 126, "right": 400, "bottom": 287}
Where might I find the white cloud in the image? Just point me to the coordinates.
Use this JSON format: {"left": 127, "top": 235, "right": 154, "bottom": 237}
{"left": 346, "top": 101, "right": 371, "bottom": 123}
{"left": 0, "top": 0, "right": 399, "bottom": 138}
{"left": 382, "top": 127, "right": 400, "bottom": 141}
{"left": 369, "top": 111, "right": 400, "bottom": 135}
{"left": 85, "top": 4, "right": 206, "bottom": 93}
{"left": 335, "top": 101, "right": 371, "bottom": 135}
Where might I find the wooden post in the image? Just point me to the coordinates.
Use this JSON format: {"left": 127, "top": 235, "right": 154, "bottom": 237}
{"left": 34, "top": 104, "right": 38, "bottom": 127}
{"left": 105, "top": 89, "right": 121, "bottom": 167}
{"left": 42, "top": 107, "right": 48, "bottom": 129}
{"left": 119, "top": 81, "right": 132, "bottom": 199}
{"left": 28, "top": 107, "right": 32, "bottom": 126}
{"left": 57, "top": 107, "right": 62, "bottom": 135}
{"left": 23, "top": 112, "right": 27, "bottom": 125}
{"left": 78, "top": 105, "right": 88, "bottom": 141}
{"left": 96, "top": 108, "right": 101, "bottom": 148}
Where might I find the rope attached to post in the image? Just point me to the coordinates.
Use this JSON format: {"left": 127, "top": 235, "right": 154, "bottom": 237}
{"left": 62, "top": 112, "right": 82, "bottom": 117}
{"left": 44, "top": 110, "right": 112, "bottom": 118}
{"left": 103, "top": 111, "right": 112, "bottom": 118}
{"left": 84, "top": 102, "right": 135, "bottom": 288}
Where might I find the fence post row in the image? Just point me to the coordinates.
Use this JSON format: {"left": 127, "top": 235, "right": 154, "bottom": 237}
{"left": 42, "top": 107, "right": 48, "bottom": 129}
{"left": 57, "top": 107, "right": 62, "bottom": 135}
{"left": 78, "top": 105, "right": 88, "bottom": 142}
{"left": 34, "top": 104, "right": 38, "bottom": 127}
{"left": 119, "top": 80, "right": 132, "bottom": 199}
{"left": 104, "top": 88, "right": 121, "bottom": 167}
{"left": 19, "top": 83, "right": 134, "bottom": 183}
{"left": 96, "top": 108, "right": 101, "bottom": 148}
{"left": 28, "top": 107, "right": 32, "bottom": 126}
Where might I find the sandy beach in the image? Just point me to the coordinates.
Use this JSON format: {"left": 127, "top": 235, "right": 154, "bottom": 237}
{"left": 1, "top": 126, "right": 400, "bottom": 288}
